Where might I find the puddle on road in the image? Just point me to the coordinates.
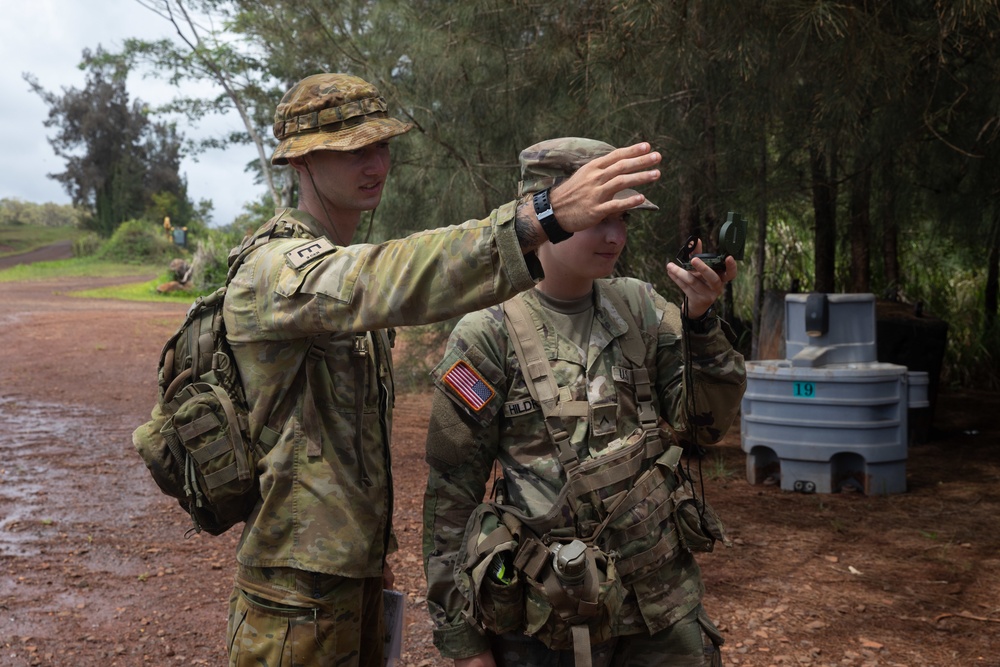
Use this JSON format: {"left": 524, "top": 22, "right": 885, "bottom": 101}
{"left": 0, "top": 395, "right": 139, "bottom": 557}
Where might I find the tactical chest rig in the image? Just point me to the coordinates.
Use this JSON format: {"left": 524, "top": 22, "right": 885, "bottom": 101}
{"left": 458, "top": 289, "right": 726, "bottom": 667}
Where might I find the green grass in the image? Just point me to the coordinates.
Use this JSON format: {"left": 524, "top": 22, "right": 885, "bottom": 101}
{"left": 0, "top": 224, "right": 82, "bottom": 257}
{"left": 0, "top": 257, "right": 160, "bottom": 283}
{"left": 69, "top": 276, "right": 203, "bottom": 303}
{"left": 0, "top": 256, "right": 207, "bottom": 304}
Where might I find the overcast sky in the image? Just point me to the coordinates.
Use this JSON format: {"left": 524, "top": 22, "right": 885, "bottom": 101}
{"left": 2, "top": 0, "right": 260, "bottom": 226}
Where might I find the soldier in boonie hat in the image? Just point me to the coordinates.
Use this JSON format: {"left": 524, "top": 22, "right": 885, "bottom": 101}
{"left": 518, "top": 137, "right": 658, "bottom": 211}
{"left": 271, "top": 73, "right": 413, "bottom": 165}
{"left": 224, "top": 81, "right": 668, "bottom": 667}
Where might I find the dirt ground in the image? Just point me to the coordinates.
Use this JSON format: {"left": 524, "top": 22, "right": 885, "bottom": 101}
{"left": 0, "top": 272, "right": 998, "bottom": 667}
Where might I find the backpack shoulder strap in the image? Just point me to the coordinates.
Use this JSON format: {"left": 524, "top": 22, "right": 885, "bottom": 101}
{"left": 222, "top": 211, "right": 330, "bottom": 458}
{"left": 225, "top": 210, "right": 301, "bottom": 282}
{"left": 502, "top": 295, "right": 579, "bottom": 472}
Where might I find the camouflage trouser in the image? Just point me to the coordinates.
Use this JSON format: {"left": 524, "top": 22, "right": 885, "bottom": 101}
{"left": 227, "top": 564, "right": 385, "bottom": 667}
{"left": 490, "top": 605, "right": 723, "bottom": 667}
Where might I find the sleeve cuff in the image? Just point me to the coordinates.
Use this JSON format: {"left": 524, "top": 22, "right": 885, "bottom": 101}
{"left": 684, "top": 311, "right": 718, "bottom": 334}
{"left": 432, "top": 619, "right": 492, "bottom": 660}
{"left": 493, "top": 200, "right": 539, "bottom": 292}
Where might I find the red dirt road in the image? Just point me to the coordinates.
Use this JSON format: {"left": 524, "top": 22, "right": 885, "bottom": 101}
{"left": 0, "top": 272, "right": 998, "bottom": 667}
{"left": 0, "top": 240, "right": 73, "bottom": 271}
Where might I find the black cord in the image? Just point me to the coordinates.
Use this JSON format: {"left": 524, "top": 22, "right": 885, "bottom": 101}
{"left": 681, "top": 294, "right": 709, "bottom": 522}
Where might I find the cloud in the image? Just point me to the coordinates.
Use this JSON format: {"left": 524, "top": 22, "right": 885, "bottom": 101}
{"left": 1, "top": 0, "right": 260, "bottom": 226}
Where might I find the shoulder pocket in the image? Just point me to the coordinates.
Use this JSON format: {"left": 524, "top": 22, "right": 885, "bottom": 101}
{"left": 432, "top": 345, "right": 505, "bottom": 427}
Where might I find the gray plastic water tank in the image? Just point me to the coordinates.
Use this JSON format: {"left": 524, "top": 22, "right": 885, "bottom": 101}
{"left": 741, "top": 293, "right": 922, "bottom": 495}
{"left": 742, "top": 361, "right": 910, "bottom": 494}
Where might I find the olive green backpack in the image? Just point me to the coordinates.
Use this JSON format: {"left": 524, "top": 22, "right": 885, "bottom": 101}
{"left": 132, "top": 223, "right": 313, "bottom": 536}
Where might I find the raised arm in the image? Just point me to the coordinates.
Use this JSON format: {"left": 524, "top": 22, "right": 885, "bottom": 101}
{"left": 515, "top": 142, "right": 661, "bottom": 253}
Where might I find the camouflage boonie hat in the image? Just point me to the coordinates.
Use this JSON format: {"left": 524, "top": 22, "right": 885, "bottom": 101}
{"left": 518, "top": 137, "right": 658, "bottom": 211}
{"left": 271, "top": 73, "right": 414, "bottom": 165}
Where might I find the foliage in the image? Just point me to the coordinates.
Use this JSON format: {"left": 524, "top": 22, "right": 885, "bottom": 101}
{"left": 25, "top": 47, "right": 198, "bottom": 237}
{"left": 0, "top": 199, "right": 88, "bottom": 228}
{"left": 226, "top": 193, "right": 278, "bottom": 239}
{"left": 97, "top": 219, "right": 177, "bottom": 264}
{"left": 0, "top": 223, "right": 83, "bottom": 258}
{"left": 113, "top": 0, "right": 1000, "bottom": 387}
{"left": 72, "top": 233, "right": 102, "bottom": 258}
{"left": 118, "top": 0, "right": 291, "bottom": 207}
{"left": 189, "top": 228, "right": 245, "bottom": 291}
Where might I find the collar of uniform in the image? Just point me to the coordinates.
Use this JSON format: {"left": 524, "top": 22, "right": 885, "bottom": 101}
{"left": 592, "top": 279, "right": 631, "bottom": 340}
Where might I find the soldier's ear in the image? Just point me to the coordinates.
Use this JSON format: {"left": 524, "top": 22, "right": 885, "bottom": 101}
{"left": 287, "top": 155, "right": 309, "bottom": 175}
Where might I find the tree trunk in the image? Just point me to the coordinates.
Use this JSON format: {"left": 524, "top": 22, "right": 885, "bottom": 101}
{"left": 702, "top": 102, "right": 720, "bottom": 241}
{"left": 677, "top": 172, "right": 695, "bottom": 249}
{"left": 811, "top": 143, "right": 837, "bottom": 293}
{"left": 752, "top": 129, "right": 768, "bottom": 360}
{"left": 880, "top": 155, "right": 900, "bottom": 299}
{"left": 848, "top": 159, "right": 872, "bottom": 293}
{"left": 987, "top": 210, "right": 999, "bottom": 331}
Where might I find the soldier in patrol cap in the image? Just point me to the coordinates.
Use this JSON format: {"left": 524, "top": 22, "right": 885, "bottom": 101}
{"left": 422, "top": 137, "right": 746, "bottom": 666}
{"left": 222, "top": 77, "right": 662, "bottom": 667}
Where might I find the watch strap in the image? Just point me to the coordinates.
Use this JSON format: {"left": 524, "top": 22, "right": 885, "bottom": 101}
{"left": 684, "top": 306, "right": 716, "bottom": 334}
{"left": 533, "top": 189, "right": 573, "bottom": 244}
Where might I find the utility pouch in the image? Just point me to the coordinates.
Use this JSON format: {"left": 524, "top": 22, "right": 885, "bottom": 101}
{"left": 671, "top": 480, "right": 729, "bottom": 553}
{"left": 570, "top": 429, "right": 648, "bottom": 524}
{"left": 519, "top": 539, "right": 624, "bottom": 651}
{"left": 457, "top": 503, "right": 525, "bottom": 635}
{"left": 480, "top": 566, "right": 525, "bottom": 635}
{"left": 149, "top": 381, "right": 259, "bottom": 536}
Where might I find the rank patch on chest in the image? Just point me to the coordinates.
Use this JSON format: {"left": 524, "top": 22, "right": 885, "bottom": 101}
{"left": 285, "top": 238, "right": 335, "bottom": 269}
{"left": 443, "top": 360, "right": 496, "bottom": 412}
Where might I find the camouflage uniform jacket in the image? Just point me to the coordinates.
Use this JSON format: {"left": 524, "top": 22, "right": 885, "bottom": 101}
{"left": 423, "top": 277, "right": 746, "bottom": 658}
{"left": 224, "top": 203, "right": 538, "bottom": 579}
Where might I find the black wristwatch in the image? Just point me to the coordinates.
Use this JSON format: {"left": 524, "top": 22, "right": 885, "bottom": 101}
{"left": 533, "top": 188, "right": 573, "bottom": 244}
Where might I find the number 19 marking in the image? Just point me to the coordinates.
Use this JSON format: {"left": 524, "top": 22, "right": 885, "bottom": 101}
{"left": 793, "top": 381, "right": 816, "bottom": 398}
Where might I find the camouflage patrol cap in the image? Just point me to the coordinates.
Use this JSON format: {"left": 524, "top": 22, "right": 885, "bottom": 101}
{"left": 518, "top": 137, "right": 658, "bottom": 211}
{"left": 271, "top": 73, "right": 414, "bottom": 165}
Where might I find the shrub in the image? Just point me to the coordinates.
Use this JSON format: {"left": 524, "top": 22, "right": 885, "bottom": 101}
{"left": 72, "top": 232, "right": 102, "bottom": 258}
{"left": 98, "top": 219, "right": 177, "bottom": 264}
{"left": 190, "top": 235, "right": 232, "bottom": 292}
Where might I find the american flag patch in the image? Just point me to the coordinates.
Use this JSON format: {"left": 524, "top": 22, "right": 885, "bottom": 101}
{"left": 442, "top": 360, "right": 495, "bottom": 412}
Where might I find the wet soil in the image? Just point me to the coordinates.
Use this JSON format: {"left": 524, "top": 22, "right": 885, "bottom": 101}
{"left": 0, "top": 272, "right": 998, "bottom": 667}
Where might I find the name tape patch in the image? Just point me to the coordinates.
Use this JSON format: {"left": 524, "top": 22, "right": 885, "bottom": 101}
{"left": 502, "top": 398, "right": 539, "bottom": 418}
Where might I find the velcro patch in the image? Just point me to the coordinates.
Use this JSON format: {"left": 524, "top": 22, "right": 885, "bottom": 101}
{"left": 612, "top": 366, "right": 633, "bottom": 385}
{"left": 591, "top": 403, "right": 618, "bottom": 437}
{"left": 442, "top": 360, "right": 496, "bottom": 412}
{"left": 502, "top": 398, "right": 538, "bottom": 418}
{"left": 285, "top": 238, "right": 335, "bottom": 269}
